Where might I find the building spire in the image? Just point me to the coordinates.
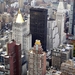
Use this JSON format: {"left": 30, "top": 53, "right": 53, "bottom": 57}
{"left": 57, "top": 0, "right": 65, "bottom": 13}
{"left": 35, "top": 40, "right": 41, "bottom": 45}
{"left": 16, "top": 9, "right": 24, "bottom": 23}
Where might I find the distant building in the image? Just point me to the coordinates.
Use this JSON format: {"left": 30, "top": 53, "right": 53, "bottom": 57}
{"left": 65, "top": 44, "right": 73, "bottom": 59}
{"left": 0, "top": 36, "right": 8, "bottom": 47}
{"left": 18, "top": 0, "right": 24, "bottom": 8}
{"left": 0, "top": 1, "right": 6, "bottom": 13}
{"left": 0, "top": 47, "right": 10, "bottom": 75}
{"left": 4, "top": 30, "right": 12, "bottom": 42}
{"left": 2, "top": 12, "right": 13, "bottom": 23}
{"left": 4, "top": 55, "right": 10, "bottom": 75}
{"left": 61, "top": 59, "right": 75, "bottom": 75}
{"left": 27, "top": 40, "right": 46, "bottom": 75}
{"left": 7, "top": 40, "right": 21, "bottom": 75}
{"left": 30, "top": 7, "right": 48, "bottom": 51}
{"left": 51, "top": 44, "right": 73, "bottom": 69}
{"left": 56, "top": 1, "right": 66, "bottom": 44}
{"left": 50, "top": 0, "right": 58, "bottom": 3}
{"left": 31, "top": 0, "right": 36, "bottom": 7}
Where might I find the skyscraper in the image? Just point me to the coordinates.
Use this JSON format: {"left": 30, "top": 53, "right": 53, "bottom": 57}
{"left": 56, "top": 1, "right": 66, "bottom": 44}
{"left": 7, "top": 40, "right": 21, "bottom": 75}
{"left": 27, "top": 40, "right": 46, "bottom": 75}
{"left": 30, "top": 7, "right": 48, "bottom": 51}
{"left": 12, "top": 9, "right": 31, "bottom": 53}
{"left": 69, "top": 0, "right": 75, "bottom": 35}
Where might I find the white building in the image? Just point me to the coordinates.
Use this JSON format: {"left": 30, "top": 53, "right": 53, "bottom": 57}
{"left": 56, "top": 1, "right": 66, "bottom": 45}
{"left": 31, "top": 0, "right": 36, "bottom": 7}
{"left": 12, "top": 9, "right": 32, "bottom": 53}
{"left": 47, "top": 20, "right": 59, "bottom": 51}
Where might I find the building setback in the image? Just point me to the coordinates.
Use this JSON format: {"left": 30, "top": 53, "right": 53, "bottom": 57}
{"left": 7, "top": 40, "right": 21, "bottom": 75}
{"left": 27, "top": 40, "right": 46, "bottom": 75}
{"left": 30, "top": 7, "right": 48, "bottom": 51}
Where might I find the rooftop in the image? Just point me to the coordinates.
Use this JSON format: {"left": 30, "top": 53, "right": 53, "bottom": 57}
{"left": 57, "top": 1, "right": 65, "bottom": 13}
{"left": 16, "top": 9, "right": 24, "bottom": 23}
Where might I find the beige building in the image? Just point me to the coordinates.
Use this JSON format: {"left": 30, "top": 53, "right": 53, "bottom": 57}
{"left": 51, "top": 43, "right": 73, "bottom": 70}
{"left": 0, "top": 13, "right": 13, "bottom": 30}
{"left": 0, "top": 2, "right": 6, "bottom": 13}
{"left": 2, "top": 12, "right": 13, "bottom": 23}
{"left": 61, "top": 60, "right": 75, "bottom": 75}
{"left": 27, "top": 40, "right": 46, "bottom": 75}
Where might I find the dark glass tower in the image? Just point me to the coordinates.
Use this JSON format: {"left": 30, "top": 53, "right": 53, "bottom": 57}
{"left": 30, "top": 7, "right": 47, "bottom": 51}
{"left": 72, "top": 0, "right": 75, "bottom": 34}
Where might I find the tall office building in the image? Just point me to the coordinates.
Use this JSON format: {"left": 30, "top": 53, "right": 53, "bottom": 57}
{"left": 27, "top": 40, "right": 46, "bottom": 75}
{"left": 56, "top": 1, "right": 66, "bottom": 44}
{"left": 69, "top": 0, "right": 75, "bottom": 35}
{"left": 30, "top": 7, "right": 48, "bottom": 51}
{"left": 7, "top": 40, "right": 21, "bottom": 75}
{"left": 47, "top": 20, "right": 59, "bottom": 51}
{"left": 12, "top": 9, "right": 31, "bottom": 53}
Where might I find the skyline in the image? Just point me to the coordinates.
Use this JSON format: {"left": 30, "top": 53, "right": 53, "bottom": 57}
{"left": 0, "top": 0, "right": 75, "bottom": 75}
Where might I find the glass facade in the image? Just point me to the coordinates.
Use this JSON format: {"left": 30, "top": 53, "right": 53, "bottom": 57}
{"left": 30, "top": 7, "right": 48, "bottom": 51}
{"left": 72, "top": 0, "right": 75, "bottom": 34}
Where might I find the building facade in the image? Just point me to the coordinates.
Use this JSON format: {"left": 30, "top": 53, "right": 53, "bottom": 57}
{"left": 12, "top": 10, "right": 31, "bottom": 53}
{"left": 30, "top": 7, "right": 47, "bottom": 51}
{"left": 0, "top": 1, "right": 6, "bottom": 13}
{"left": 69, "top": 0, "right": 75, "bottom": 35}
{"left": 47, "top": 20, "right": 59, "bottom": 51}
{"left": 18, "top": 0, "right": 24, "bottom": 8}
{"left": 51, "top": 44, "right": 72, "bottom": 69}
{"left": 56, "top": 1, "right": 66, "bottom": 44}
{"left": 27, "top": 40, "right": 46, "bottom": 75}
{"left": 61, "top": 60, "right": 75, "bottom": 75}
{"left": 7, "top": 40, "right": 21, "bottom": 75}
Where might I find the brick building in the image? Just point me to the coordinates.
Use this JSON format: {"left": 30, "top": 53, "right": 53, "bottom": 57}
{"left": 27, "top": 40, "right": 46, "bottom": 75}
{"left": 7, "top": 40, "right": 21, "bottom": 75}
